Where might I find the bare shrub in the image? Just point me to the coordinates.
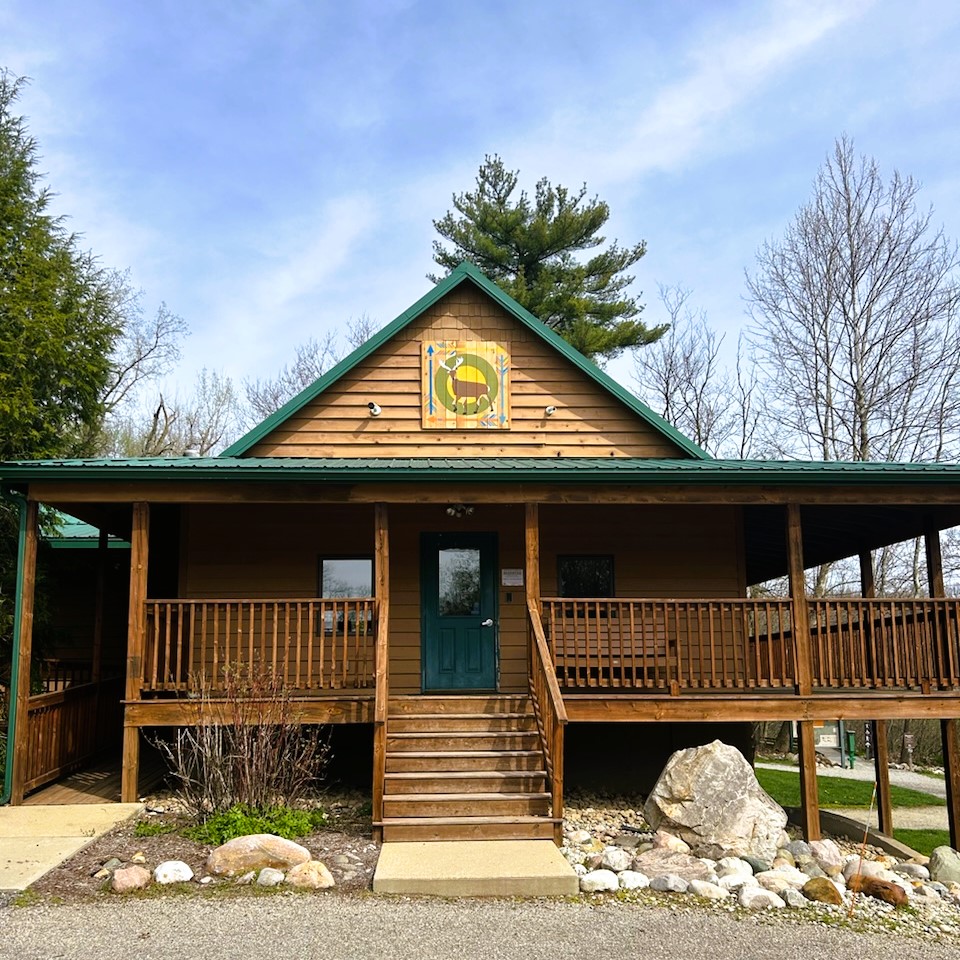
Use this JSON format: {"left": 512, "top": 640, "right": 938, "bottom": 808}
{"left": 154, "top": 668, "right": 331, "bottom": 820}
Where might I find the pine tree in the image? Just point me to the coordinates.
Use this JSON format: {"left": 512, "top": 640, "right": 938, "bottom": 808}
{"left": 432, "top": 155, "right": 666, "bottom": 362}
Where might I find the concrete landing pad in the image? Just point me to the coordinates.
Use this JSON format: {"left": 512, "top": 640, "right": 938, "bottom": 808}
{"left": 0, "top": 803, "right": 143, "bottom": 891}
{"left": 373, "top": 840, "right": 578, "bottom": 897}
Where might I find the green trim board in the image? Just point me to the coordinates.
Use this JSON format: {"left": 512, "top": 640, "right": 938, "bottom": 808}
{"left": 220, "top": 261, "right": 709, "bottom": 460}
{"left": 5, "top": 455, "right": 960, "bottom": 487}
{"left": 49, "top": 515, "right": 129, "bottom": 549}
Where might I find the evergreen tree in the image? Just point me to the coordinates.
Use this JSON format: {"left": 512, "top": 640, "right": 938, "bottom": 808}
{"left": 432, "top": 155, "right": 666, "bottom": 362}
{"left": 0, "top": 72, "right": 123, "bottom": 462}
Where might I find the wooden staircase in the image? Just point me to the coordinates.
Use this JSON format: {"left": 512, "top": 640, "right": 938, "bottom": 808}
{"left": 379, "top": 695, "right": 557, "bottom": 841}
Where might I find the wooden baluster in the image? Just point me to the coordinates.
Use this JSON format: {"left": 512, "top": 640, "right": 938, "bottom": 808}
{"left": 307, "top": 601, "right": 315, "bottom": 689}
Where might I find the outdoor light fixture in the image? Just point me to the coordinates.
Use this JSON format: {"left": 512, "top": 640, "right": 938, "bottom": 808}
{"left": 445, "top": 504, "right": 475, "bottom": 519}
{"left": 367, "top": 401, "right": 382, "bottom": 417}
{"left": 545, "top": 405, "right": 557, "bottom": 416}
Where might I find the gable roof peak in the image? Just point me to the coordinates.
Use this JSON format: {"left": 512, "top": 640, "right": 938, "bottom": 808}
{"left": 221, "top": 263, "right": 709, "bottom": 459}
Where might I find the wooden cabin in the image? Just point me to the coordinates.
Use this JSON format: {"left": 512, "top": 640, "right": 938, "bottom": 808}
{"left": 3, "top": 261, "right": 960, "bottom": 845}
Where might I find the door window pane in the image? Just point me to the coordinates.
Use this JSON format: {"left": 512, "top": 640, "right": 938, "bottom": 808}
{"left": 558, "top": 556, "right": 614, "bottom": 597}
{"left": 439, "top": 548, "right": 481, "bottom": 616}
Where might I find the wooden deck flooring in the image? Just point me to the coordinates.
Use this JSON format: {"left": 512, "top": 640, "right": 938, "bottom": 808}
{"left": 24, "top": 750, "right": 167, "bottom": 805}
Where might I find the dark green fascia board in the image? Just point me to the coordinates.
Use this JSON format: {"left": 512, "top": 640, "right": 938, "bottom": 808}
{"left": 5, "top": 458, "right": 960, "bottom": 486}
{"left": 0, "top": 489, "right": 27, "bottom": 805}
{"left": 48, "top": 538, "right": 130, "bottom": 550}
{"left": 220, "top": 261, "right": 709, "bottom": 460}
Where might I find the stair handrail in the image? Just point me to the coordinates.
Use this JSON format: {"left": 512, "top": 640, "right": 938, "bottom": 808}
{"left": 372, "top": 595, "right": 390, "bottom": 837}
{"left": 528, "top": 598, "right": 566, "bottom": 840}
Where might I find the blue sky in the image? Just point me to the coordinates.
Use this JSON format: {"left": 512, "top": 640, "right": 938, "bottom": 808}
{"left": 2, "top": 0, "right": 959, "bottom": 396}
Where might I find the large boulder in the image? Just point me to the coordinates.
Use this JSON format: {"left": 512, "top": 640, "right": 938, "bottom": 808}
{"left": 929, "top": 846, "right": 960, "bottom": 884}
{"left": 644, "top": 740, "right": 787, "bottom": 861}
{"left": 206, "top": 834, "right": 311, "bottom": 877}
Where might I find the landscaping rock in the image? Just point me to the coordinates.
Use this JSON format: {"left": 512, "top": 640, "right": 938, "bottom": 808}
{"left": 235, "top": 871, "right": 256, "bottom": 886}
{"left": 256, "top": 867, "right": 285, "bottom": 887}
{"left": 782, "top": 887, "right": 808, "bottom": 908}
{"left": 718, "top": 872, "right": 758, "bottom": 892}
{"left": 651, "top": 830, "right": 691, "bottom": 854}
{"left": 631, "top": 849, "right": 713, "bottom": 883}
{"left": 153, "top": 861, "right": 194, "bottom": 885}
{"left": 842, "top": 858, "right": 891, "bottom": 882}
{"left": 617, "top": 870, "right": 650, "bottom": 890}
{"left": 600, "top": 846, "right": 633, "bottom": 873}
{"left": 895, "top": 863, "right": 930, "bottom": 881}
{"left": 716, "top": 856, "right": 753, "bottom": 879}
{"left": 286, "top": 860, "right": 335, "bottom": 890}
{"left": 111, "top": 865, "right": 151, "bottom": 893}
{"left": 738, "top": 885, "right": 785, "bottom": 910}
{"left": 688, "top": 879, "right": 728, "bottom": 900}
{"left": 929, "top": 847, "right": 960, "bottom": 884}
{"left": 809, "top": 839, "right": 843, "bottom": 878}
{"left": 644, "top": 741, "right": 788, "bottom": 862}
{"left": 848, "top": 874, "right": 908, "bottom": 907}
{"left": 802, "top": 877, "right": 843, "bottom": 905}
{"left": 580, "top": 869, "right": 619, "bottom": 893}
{"left": 742, "top": 855, "right": 770, "bottom": 874}
{"left": 650, "top": 874, "right": 689, "bottom": 893}
{"left": 206, "top": 834, "right": 311, "bottom": 877}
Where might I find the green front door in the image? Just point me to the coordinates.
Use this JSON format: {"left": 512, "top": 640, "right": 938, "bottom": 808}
{"left": 421, "top": 532, "right": 498, "bottom": 691}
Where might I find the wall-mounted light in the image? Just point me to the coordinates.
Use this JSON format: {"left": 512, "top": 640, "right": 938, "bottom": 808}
{"left": 368, "top": 401, "right": 382, "bottom": 417}
{"left": 445, "top": 504, "right": 475, "bottom": 519}
{"left": 545, "top": 405, "right": 557, "bottom": 416}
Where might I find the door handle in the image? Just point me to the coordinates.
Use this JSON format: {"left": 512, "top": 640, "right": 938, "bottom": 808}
{"left": 481, "top": 618, "right": 494, "bottom": 627}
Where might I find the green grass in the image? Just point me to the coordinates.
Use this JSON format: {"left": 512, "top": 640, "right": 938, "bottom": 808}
{"left": 756, "top": 767, "right": 944, "bottom": 809}
{"left": 134, "top": 820, "right": 178, "bottom": 838}
{"left": 892, "top": 828, "right": 951, "bottom": 857}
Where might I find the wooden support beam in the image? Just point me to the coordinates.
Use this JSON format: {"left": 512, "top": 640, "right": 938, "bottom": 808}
{"left": 524, "top": 503, "right": 541, "bottom": 613}
{"left": 797, "top": 720, "right": 821, "bottom": 841}
{"left": 10, "top": 500, "right": 39, "bottom": 805}
{"left": 943, "top": 719, "right": 960, "bottom": 850}
{"left": 925, "top": 520, "right": 946, "bottom": 597}
{"left": 872, "top": 720, "right": 893, "bottom": 836}
{"left": 372, "top": 503, "right": 389, "bottom": 842}
{"left": 92, "top": 528, "right": 107, "bottom": 685}
{"left": 121, "top": 502, "right": 149, "bottom": 803}
{"left": 858, "top": 551, "right": 875, "bottom": 599}
{"left": 786, "top": 504, "right": 813, "bottom": 696}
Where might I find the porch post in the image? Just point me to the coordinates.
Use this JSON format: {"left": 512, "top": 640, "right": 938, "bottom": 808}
{"left": 859, "top": 548, "right": 893, "bottom": 835}
{"left": 524, "top": 503, "right": 541, "bottom": 615}
{"left": 942, "top": 719, "right": 960, "bottom": 850}
{"left": 10, "top": 500, "right": 39, "bottom": 805}
{"left": 121, "top": 502, "right": 149, "bottom": 803}
{"left": 372, "top": 503, "right": 389, "bottom": 842}
{"left": 924, "top": 520, "right": 945, "bottom": 597}
{"left": 92, "top": 528, "right": 108, "bottom": 685}
{"left": 786, "top": 504, "right": 819, "bottom": 839}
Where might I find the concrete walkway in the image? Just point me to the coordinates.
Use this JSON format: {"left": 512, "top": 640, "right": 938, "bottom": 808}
{"left": 0, "top": 803, "right": 142, "bottom": 891}
{"left": 373, "top": 840, "right": 578, "bottom": 896}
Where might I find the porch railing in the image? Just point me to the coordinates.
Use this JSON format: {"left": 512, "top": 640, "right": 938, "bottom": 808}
{"left": 542, "top": 597, "right": 960, "bottom": 694}
{"left": 142, "top": 598, "right": 376, "bottom": 694}
{"left": 528, "top": 599, "right": 567, "bottom": 839}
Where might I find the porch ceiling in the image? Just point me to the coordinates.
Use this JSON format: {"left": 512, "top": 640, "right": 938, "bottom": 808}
{"left": 744, "top": 503, "right": 960, "bottom": 585}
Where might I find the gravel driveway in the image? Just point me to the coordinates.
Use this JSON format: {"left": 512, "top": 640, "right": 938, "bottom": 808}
{"left": 4, "top": 895, "right": 960, "bottom": 960}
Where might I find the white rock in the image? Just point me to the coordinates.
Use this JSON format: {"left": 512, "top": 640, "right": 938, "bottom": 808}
{"left": 782, "top": 887, "right": 808, "bottom": 908}
{"left": 618, "top": 870, "right": 650, "bottom": 890}
{"left": 717, "top": 857, "right": 753, "bottom": 878}
{"left": 580, "top": 869, "right": 619, "bottom": 893}
{"left": 644, "top": 741, "right": 787, "bottom": 861}
{"left": 568, "top": 830, "right": 592, "bottom": 845}
{"left": 688, "top": 879, "right": 729, "bottom": 900}
{"left": 896, "top": 863, "right": 930, "bottom": 881}
{"left": 771, "top": 865, "right": 810, "bottom": 887}
{"left": 256, "top": 867, "right": 285, "bottom": 887}
{"left": 739, "top": 886, "right": 786, "bottom": 910}
{"left": 573, "top": 863, "right": 588, "bottom": 877}
{"left": 809, "top": 839, "right": 844, "bottom": 878}
{"left": 153, "top": 860, "right": 194, "bottom": 885}
{"left": 649, "top": 873, "right": 689, "bottom": 893}
{"left": 842, "top": 858, "right": 889, "bottom": 882}
{"left": 600, "top": 846, "right": 633, "bottom": 873}
{"left": 718, "top": 873, "right": 758, "bottom": 891}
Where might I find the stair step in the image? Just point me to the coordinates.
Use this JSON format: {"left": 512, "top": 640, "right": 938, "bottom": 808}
{"left": 380, "top": 816, "right": 558, "bottom": 842}
{"left": 384, "top": 771, "right": 546, "bottom": 794}
{"left": 383, "top": 792, "right": 551, "bottom": 818}
{"left": 388, "top": 696, "right": 531, "bottom": 716}
{"left": 389, "top": 713, "right": 538, "bottom": 734}
{"left": 387, "top": 732, "right": 539, "bottom": 752}
{"left": 385, "top": 750, "right": 545, "bottom": 773}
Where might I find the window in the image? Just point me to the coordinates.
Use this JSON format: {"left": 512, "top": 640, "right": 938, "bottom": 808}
{"left": 557, "top": 555, "right": 614, "bottom": 598}
{"left": 319, "top": 557, "right": 373, "bottom": 634}
{"left": 319, "top": 557, "right": 373, "bottom": 599}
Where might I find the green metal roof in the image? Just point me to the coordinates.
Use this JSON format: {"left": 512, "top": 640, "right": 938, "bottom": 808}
{"left": 4, "top": 456, "right": 960, "bottom": 486}
{"left": 48, "top": 514, "right": 129, "bottom": 549}
{"left": 220, "top": 261, "right": 709, "bottom": 460}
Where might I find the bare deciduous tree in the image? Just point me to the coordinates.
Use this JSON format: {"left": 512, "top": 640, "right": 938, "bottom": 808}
{"left": 632, "top": 285, "right": 759, "bottom": 458}
{"left": 243, "top": 315, "right": 379, "bottom": 425}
